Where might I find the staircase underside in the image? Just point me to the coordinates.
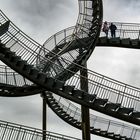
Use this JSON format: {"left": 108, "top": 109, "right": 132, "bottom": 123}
{"left": 97, "top": 36, "right": 140, "bottom": 49}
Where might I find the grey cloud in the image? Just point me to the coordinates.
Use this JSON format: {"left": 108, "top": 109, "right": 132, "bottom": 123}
{"left": 0, "top": 0, "right": 78, "bottom": 43}
{"left": 0, "top": 95, "right": 42, "bottom": 127}
{"left": 103, "top": 0, "right": 140, "bottom": 23}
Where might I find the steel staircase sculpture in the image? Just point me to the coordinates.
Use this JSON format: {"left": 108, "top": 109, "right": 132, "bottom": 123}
{"left": 0, "top": 0, "right": 140, "bottom": 140}
{"left": 0, "top": 36, "right": 140, "bottom": 140}
{"left": 1, "top": 17, "right": 140, "bottom": 125}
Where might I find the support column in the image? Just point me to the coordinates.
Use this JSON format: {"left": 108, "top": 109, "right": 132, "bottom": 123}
{"left": 80, "top": 63, "right": 90, "bottom": 140}
{"left": 41, "top": 92, "right": 47, "bottom": 140}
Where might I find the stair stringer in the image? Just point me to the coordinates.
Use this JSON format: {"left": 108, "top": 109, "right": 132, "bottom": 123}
{"left": 45, "top": 92, "right": 138, "bottom": 140}
{"left": 0, "top": 44, "right": 140, "bottom": 126}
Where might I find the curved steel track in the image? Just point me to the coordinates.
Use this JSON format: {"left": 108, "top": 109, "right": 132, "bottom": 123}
{"left": 0, "top": 0, "right": 140, "bottom": 140}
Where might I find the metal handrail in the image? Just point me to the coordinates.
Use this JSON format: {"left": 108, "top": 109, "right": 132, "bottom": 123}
{"left": 101, "top": 21, "right": 140, "bottom": 39}
{"left": 0, "top": 119, "right": 81, "bottom": 140}
{"left": 1, "top": 23, "right": 140, "bottom": 112}
{"left": 52, "top": 94, "right": 140, "bottom": 139}
{"left": 1, "top": 66, "right": 139, "bottom": 139}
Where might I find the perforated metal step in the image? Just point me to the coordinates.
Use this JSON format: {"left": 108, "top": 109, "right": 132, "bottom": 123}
{"left": 117, "top": 107, "right": 134, "bottom": 115}
{"left": 105, "top": 103, "right": 121, "bottom": 111}
{"left": 93, "top": 98, "right": 108, "bottom": 107}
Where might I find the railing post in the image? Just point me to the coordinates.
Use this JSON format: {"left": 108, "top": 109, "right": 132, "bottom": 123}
{"left": 41, "top": 92, "right": 47, "bottom": 140}
{"left": 138, "top": 30, "right": 140, "bottom": 40}
{"left": 107, "top": 121, "right": 110, "bottom": 132}
{"left": 123, "top": 30, "right": 125, "bottom": 38}
{"left": 80, "top": 62, "right": 90, "bottom": 140}
{"left": 119, "top": 23, "right": 122, "bottom": 38}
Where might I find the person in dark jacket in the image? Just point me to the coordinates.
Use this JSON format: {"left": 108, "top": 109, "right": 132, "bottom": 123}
{"left": 109, "top": 23, "right": 117, "bottom": 38}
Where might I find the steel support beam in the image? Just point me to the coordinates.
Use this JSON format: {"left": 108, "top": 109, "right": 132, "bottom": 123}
{"left": 41, "top": 92, "right": 47, "bottom": 140}
{"left": 80, "top": 63, "right": 90, "bottom": 140}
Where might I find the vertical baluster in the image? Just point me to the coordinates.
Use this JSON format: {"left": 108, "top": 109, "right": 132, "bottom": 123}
{"left": 31, "top": 130, "right": 36, "bottom": 140}
{"left": 1, "top": 123, "right": 8, "bottom": 140}
{"left": 21, "top": 129, "right": 26, "bottom": 140}
{"left": 15, "top": 126, "right": 21, "bottom": 140}
{"left": 7, "top": 126, "right": 14, "bottom": 139}
{"left": 13, "top": 72, "right": 17, "bottom": 86}
{"left": 66, "top": 103, "right": 71, "bottom": 113}
{"left": 106, "top": 121, "right": 110, "bottom": 132}
{"left": 138, "top": 30, "right": 140, "bottom": 39}
{"left": 94, "top": 76, "right": 104, "bottom": 98}
{"left": 73, "top": 107, "right": 78, "bottom": 118}
{"left": 5, "top": 66, "right": 7, "bottom": 85}
{"left": 133, "top": 129, "right": 138, "bottom": 140}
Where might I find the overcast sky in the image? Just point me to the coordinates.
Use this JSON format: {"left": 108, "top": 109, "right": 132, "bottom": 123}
{"left": 0, "top": 0, "right": 140, "bottom": 140}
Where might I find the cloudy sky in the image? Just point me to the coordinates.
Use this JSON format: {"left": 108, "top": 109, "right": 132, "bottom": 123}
{"left": 0, "top": 0, "right": 140, "bottom": 140}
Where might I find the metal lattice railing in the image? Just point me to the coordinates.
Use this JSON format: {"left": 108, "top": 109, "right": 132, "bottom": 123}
{"left": 0, "top": 0, "right": 102, "bottom": 74}
{"left": 1, "top": 21, "right": 140, "bottom": 113}
{"left": 100, "top": 21, "right": 140, "bottom": 39}
{"left": 0, "top": 65, "right": 140, "bottom": 139}
{"left": 51, "top": 94, "right": 140, "bottom": 139}
{"left": 0, "top": 18, "right": 140, "bottom": 113}
{"left": 0, "top": 64, "right": 32, "bottom": 86}
{"left": 0, "top": 120, "right": 81, "bottom": 140}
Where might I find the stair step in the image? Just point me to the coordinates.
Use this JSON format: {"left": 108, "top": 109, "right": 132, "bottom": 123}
{"left": 71, "top": 119, "right": 77, "bottom": 124}
{"left": 4, "top": 51, "right": 14, "bottom": 59}
{"left": 49, "top": 98, "right": 56, "bottom": 103}
{"left": 63, "top": 85, "right": 74, "bottom": 94}
{"left": 131, "top": 112, "right": 140, "bottom": 119}
{"left": 54, "top": 80, "right": 64, "bottom": 90}
{"left": 93, "top": 98, "right": 108, "bottom": 106}
{"left": 53, "top": 105, "right": 61, "bottom": 110}
{"left": 93, "top": 128, "right": 101, "bottom": 134}
{"left": 23, "top": 64, "right": 33, "bottom": 73}
{"left": 55, "top": 108, "right": 63, "bottom": 112}
{"left": 125, "top": 138, "right": 133, "bottom": 140}
{"left": 75, "top": 121, "right": 81, "bottom": 126}
{"left": 46, "top": 95, "right": 53, "bottom": 100}
{"left": 90, "top": 127, "right": 94, "bottom": 131}
{"left": 120, "top": 136, "right": 127, "bottom": 140}
{"left": 109, "top": 37, "right": 120, "bottom": 45}
{"left": 73, "top": 90, "right": 84, "bottom": 99}
{"left": 114, "top": 134, "right": 121, "bottom": 139}
{"left": 10, "top": 55, "right": 21, "bottom": 63}
{"left": 59, "top": 111, "right": 66, "bottom": 115}
{"left": 121, "top": 38, "right": 130, "bottom": 45}
{"left": 105, "top": 103, "right": 121, "bottom": 111}
{"left": 63, "top": 114, "right": 69, "bottom": 118}
{"left": 107, "top": 132, "right": 114, "bottom": 138}
{"left": 100, "top": 130, "right": 107, "bottom": 135}
{"left": 49, "top": 99, "right": 55, "bottom": 103}
{"left": 83, "top": 93, "right": 96, "bottom": 103}
{"left": 131, "top": 39, "right": 139, "bottom": 46}
{"left": 44, "top": 77, "right": 55, "bottom": 89}
{"left": 99, "top": 37, "right": 108, "bottom": 44}
{"left": 66, "top": 116, "right": 73, "bottom": 121}
{"left": 117, "top": 107, "right": 134, "bottom": 115}
{"left": 16, "top": 60, "right": 26, "bottom": 68}
{"left": 29, "top": 68, "right": 38, "bottom": 76}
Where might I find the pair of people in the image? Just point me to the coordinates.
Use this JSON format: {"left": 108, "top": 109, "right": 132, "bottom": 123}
{"left": 102, "top": 21, "right": 117, "bottom": 38}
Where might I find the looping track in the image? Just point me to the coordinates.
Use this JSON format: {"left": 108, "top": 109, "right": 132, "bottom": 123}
{"left": 0, "top": 0, "right": 140, "bottom": 140}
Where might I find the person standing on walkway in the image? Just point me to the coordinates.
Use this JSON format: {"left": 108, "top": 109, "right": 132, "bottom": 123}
{"left": 109, "top": 23, "right": 117, "bottom": 38}
{"left": 102, "top": 21, "right": 109, "bottom": 37}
